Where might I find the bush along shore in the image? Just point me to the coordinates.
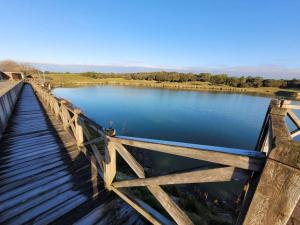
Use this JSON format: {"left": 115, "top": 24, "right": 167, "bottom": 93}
{"left": 36, "top": 72, "right": 300, "bottom": 99}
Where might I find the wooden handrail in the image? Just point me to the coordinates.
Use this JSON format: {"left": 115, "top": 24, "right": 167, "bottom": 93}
{"left": 109, "top": 135, "right": 265, "bottom": 171}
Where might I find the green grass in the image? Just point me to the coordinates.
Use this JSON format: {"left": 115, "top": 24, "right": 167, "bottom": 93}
{"left": 34, "top": 73, "right": 300, "bottom": 99}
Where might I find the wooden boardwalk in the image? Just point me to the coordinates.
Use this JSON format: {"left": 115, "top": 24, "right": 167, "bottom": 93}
{"left": 0, "top": 84, "right": 145, "bottom": 224}
{"left": 1, "top": 81, "right": 300, "bottom": 225}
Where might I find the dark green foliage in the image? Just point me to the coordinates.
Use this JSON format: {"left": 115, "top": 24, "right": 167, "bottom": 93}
{"left": 80, "top": 71, "right": 299, "bottom": 89}
{"left": 262, "top": 79, "right": 287, "bottom": 88}
{"left": 287, "top": 79, "right": 300, "bottom": 88}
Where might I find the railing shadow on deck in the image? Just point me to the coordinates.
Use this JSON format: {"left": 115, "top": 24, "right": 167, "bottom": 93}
{"left": 29, "top": 80, "right": 300, "bottom": 225}
{"left": 28, "top": 83, "right": 151, "bottom": 224}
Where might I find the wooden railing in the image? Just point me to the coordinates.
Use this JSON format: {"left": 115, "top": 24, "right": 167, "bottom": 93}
{"left": 0, "top": 81, "right": 24, "bottom": 139}
{"left": 29, "top": 80, "right": 300, "bottom": 225}
{"left": 240, "top": 99, "right": 300, "bottom": 225}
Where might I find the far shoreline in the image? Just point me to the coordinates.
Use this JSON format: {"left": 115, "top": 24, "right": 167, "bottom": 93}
{"left": 40, "top": 74, "right": 300, "bottom": 100}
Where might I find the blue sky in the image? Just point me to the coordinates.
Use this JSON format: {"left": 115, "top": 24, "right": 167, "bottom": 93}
{"left": 1, "top": 0, "right": 300, "bottom": 78}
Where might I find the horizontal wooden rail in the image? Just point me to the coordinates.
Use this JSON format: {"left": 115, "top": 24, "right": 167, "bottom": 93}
{"left": 283, "top": 104, "right": 300, "bottom": 110}
{"left": 109, "top": 136, "right": 266, "bottom": 171}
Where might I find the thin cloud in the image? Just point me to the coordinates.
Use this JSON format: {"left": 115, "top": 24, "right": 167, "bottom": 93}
{"left": 26, "top": 61, "right": 300, "bottom": 79}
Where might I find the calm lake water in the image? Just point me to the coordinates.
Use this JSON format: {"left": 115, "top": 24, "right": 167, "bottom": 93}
{"left": 54, "top": 85, "right": 272, "bottom": 150}
{"left": 53, "top": 85, "right": 300, "bottom": 222}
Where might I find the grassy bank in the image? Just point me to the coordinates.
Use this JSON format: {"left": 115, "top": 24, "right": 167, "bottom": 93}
{"left": 37, "top": 73, "right": 300, "bottom": 99}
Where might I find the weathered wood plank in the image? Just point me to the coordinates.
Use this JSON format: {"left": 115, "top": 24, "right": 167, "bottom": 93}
{"left": 147, "top": 185, "right": 193, "bottom": 225}
{"left": 243, "top": 159, "right": 300, "bottom": 225}
{"left": 112, "top": 142, "right": 145, "bottom": 178}
{"left": 270, "top": 114, "right": 291, "bottom": 141}
{"left": 104, "top": 141, "right": 116, "bottom": 189}
{"left": 74, "top": 109, "right": 84, "bottom": 145}
{"left": 110, "top": 186, "right": 162, "bottom": 225}
{"left": 109, "top": 136, "right": 265, "bottom": 171}
{"left": 291, "top": 129, "right": 300, "bottom": 138}
{"left": 287, "top": 110, "right": 300, "bottom": 129}
{"left": 83, "top": 136, "right": 104, "bottom": 146}
{"left": 111, "top": 142, "right": 194, "bottom": 224}
{"left": 112, "top": 167, "right": 249, "bottom": 188}
{"left": 269, "top": 140, "right": 300, "bottom": 170}
{"left": 81, "top": 122, "right": 105, "bottom": 172}
{"left": 284, "top": 105, "right": 300, "bottom": 110}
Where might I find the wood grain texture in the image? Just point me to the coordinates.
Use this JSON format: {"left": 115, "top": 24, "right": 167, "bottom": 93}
{"left": 243, "top": 159, "right": 300, "bottom": 225}
{"left": 112, "top": 167, "right": 249, "bottom": 188}
{"left": 109, "top": 136, "right": 264, "bottom": 171}
{"left": 270, "top": 114, "right": 291, "bottom": 142}
{"left": 113, "top": 142, "right": 145, "bottom": 178}
{"left": 110, "top": 187, "right": 162, "bottom": 225}
{"left": 269, "top": 140, "right": 300, "bottom": 170}
{"left": 111, "top": 142, "right": 194, "bottom": 224}
{"left": 287, "top": 110, "right": 300, "bottom": 129}
{"left": 147, "top": 185, "right": 193, "bottom": 225}
{"left": 104, "top": 141, "right": 116, "bottom": 189}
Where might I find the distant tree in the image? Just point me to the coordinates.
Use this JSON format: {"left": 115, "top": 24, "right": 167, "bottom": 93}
{"left": 197, "top": 73, "right": 212, "bottom": 82}
{"left": 210, "top": 74, "right": 228, "bottom": 85}
{"left": 263, "top": 79, "right": 287, "bottom": 88}
{"left": 226, "top": 77, "right": 239, "bottom": 87}
{"left": 0, "top": 59, "right": 38, "bottom": 75}
{"left": 287, "top": 79, "right": 300, "bottom": 88}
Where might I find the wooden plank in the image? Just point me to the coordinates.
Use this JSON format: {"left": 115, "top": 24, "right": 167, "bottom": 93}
{"left": 104, "top": 141, "right": 116, "bottom": 189}
{"left": 74, "top": 109, "right": 84, "bottom": 145}
{"left": 109, "top": 136, "right": 265, "bottom": 172}
{"left": 81, "top": 122, "right": 105, "bottom": 172}
{"left": 284, "top": 105, "right": 300, "bottom": 110}
{"left": 270, "top": 107, "right": 287, "bottom": 116}
{"left": 110, "top": 187, "right": 161, "bottom": 225}
{"left": 269, "top": 140, "right": 300, "bottom": 170}
{"left": 66, "top": 115, "right": 76, "bottom": 128}
{"left": 147, "top": 185, "right": 193, "bottom": 225}
{"left": 287, "top": 110, "right": 300, "bottom": 129}
{"left": 291, "top": 129, "right": 300, "bottom": 138}
{"left": 235, "top": 172, "right": 259, "bottom": 225}
{"left": 112, "top": 142, "right": 145, "bottom": 178}
{"left": 111, "top": 142, "right": 194, "bottom": 224}
{"left": 243, "top": 159, "right": 300, "bottom": 225}
{"left": 261, "top": 124, "right": 272, "bottom": 155}
{"left": 112, "top": 167, "right": 249, "bottom": 188}
{"left": 79, "top": 114, "right": 106, "bottom": 137}
{"left": 270, "top": 114, "right": 292, "bottom": 141}
{"left": 255, "top": 108, "right": 271, "bottom": 151}
{"left": 83, "top": 136, "right": 104, "bottom": 146}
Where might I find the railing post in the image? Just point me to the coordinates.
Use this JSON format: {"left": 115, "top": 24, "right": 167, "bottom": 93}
{"left": 104, "top": 129, "right": 116, "bottom": 190}
{"left": 242, "top": 101, "right": 300, "bottom": 225}
{"left": 59, "top": 100, "right": 69, "bottom": 129}
{"left": 74, "top": 108, "right": 84, "bottom": 146}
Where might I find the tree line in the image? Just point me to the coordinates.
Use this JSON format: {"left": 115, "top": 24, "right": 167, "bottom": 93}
{"left": 1, "top": 60, "right": 299, "bottom": 89}
{"left": 80, "top": 71, "right": 300, "bottom": 89}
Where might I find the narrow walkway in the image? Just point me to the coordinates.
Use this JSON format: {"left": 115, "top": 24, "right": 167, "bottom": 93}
{"left": 0, "top": 84, "right": 145, "bottom": 224}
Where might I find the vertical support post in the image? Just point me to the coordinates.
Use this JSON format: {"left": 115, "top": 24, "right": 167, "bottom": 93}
{"left": 104, "top": 129, "right": 117, "bottom": 190}
{"left": 59, "top": 100, "right": 68, "bottom": 130}
{"left": 104, "top": 141, "right": 116, "bottom": 190}
{"left": 74, "top": 108, "right": 84, "bottom": 146}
